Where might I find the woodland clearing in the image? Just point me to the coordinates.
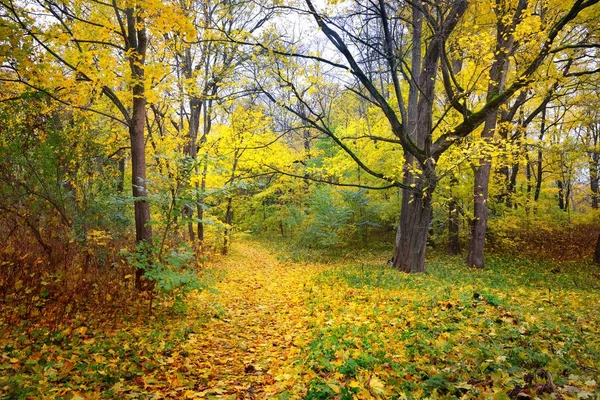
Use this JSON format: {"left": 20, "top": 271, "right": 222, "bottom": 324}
{"left": 1, "top": 239, "right": 599, "bottom": 399}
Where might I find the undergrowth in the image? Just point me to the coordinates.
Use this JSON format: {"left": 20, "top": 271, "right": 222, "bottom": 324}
{"left": 1, "top": 236, "right": 599, "bottom": 399}
{"left": 301, "top": 257, "right": 600, "bottom": 399}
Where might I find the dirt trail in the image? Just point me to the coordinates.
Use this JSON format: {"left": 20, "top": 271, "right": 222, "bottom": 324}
{"left": 184, "top": 241, "right": 321, "bottom": 398}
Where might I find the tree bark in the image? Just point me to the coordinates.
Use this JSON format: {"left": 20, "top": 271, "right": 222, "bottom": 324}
{"left": 223, "top": 197, "right": 233, "bottom": 255}
{"left": 467, "top": 0, "right": 526, "bottom": 269}
{"left": 197, "top": 98, "right": 214, "bottom": 242}
{"left": 534, "top": 105, "right": 546, "bottom": 202}
{"left": 468, "top": 155, "right": 492, "bottom": 269}
{"left": 448, "top": 177, "right": 461, "bottom": 255}
{"left": 393, "top": 170, "right": 435, "bottom": 272}
{"left": 557, "top": 180, "right": 565, "bottom": 210}
{"left": 125, "top": 7, "right": 152, "bottom": 290}
{"left": 186, "top": 95, "right": 201, "bottom": 242}
{"left": 393, "top": 3, "right": 429, "bottom": 273}
{"left": 591, "top": 153, "right": 599, "bottom": 208}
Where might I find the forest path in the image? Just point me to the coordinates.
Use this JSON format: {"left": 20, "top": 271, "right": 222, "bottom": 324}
{"left": 183, "top": 240, "right": 324, "bottom": 398}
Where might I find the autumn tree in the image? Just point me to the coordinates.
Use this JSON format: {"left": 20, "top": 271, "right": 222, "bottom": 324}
{"left": 0, "top": 0, "right": 194, "bottom": 287}
{"left": 173, "top": 0, "right": 275, "bottom": 244}
{"left": 248, "top": 0, "right": 599, "bottom": 272}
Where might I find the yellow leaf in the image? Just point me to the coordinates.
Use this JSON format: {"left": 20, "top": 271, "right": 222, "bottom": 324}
{"left": 328, "top": 383, "right": 341, "bottom": 394}
{"left": 369, "top": 376, "right": 386, "bottom": 395}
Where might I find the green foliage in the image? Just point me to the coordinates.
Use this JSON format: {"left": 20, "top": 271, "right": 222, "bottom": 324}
{"left": 301, "top": 187, "right": 352, "bottom": 247}
{"left": 122, "top": 241, "right": 205, "bottom": 301}
{"left": 305, "top": 378, "right": 336, "bottom": 400}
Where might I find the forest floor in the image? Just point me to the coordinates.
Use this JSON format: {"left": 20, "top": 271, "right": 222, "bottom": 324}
{"left": 1, "top": 239, "right": 600, "bottom": 399}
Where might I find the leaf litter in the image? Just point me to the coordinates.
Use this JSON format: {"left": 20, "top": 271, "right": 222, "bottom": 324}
{"left": 1, "top": 240, "right": 599, "bottom": 399}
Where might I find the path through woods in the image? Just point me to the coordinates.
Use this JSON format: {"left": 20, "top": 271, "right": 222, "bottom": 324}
{"left": 183, "top": 241, "right": 324, "bottom": 398}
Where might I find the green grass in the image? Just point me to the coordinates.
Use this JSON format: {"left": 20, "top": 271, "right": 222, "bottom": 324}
{"left": 299, "top": 254, "right": 600, "bottom": 398}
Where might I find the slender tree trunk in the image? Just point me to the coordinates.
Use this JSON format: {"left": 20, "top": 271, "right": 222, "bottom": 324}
{"left": 534, "top": 105, "right": 546, "bottom": 202}
{"left": 591, "top": 154, "right": 599, "bottom": 208}
{"left": 507, "top": 162, "right": 519, "bottom": 207}
{"left": 197, "top": 159, "right": 208, "bottom": 241}
{"left": 564, "top": 179, "right": 571, "bottom": 211}
{"left": 197, "top": 98, "right": 213, "bottom": 242}
{"left": 557, "top": 180, "right": 565, "bottom": 210}
{"left": 467, "top": 115, "right": 494, "bottom": 269}
{"left": 186, "top": 96, "right": 201, "bottom": 242}
{"left": 448, "top": 177, "right": 460, "bottom": 255}
{"left": 467, "top": 0, "right": 526, "bottom": 269}
{"left": 131, "top": 99, "right": 151, "bottom": 244}
{"left": 223, "top": 197, "right": 233, "bottom": 255}
{"left": 125, "top": 7, "right": 152, "bottom": 290}
{"left": 497, "top": 120, "right": 511, "bottom": 203}
{"left": 222, "top": 148, "right": 239, "bottom": 254}
{"left": 117, "top": 155, "right": 125, "bottom": 193}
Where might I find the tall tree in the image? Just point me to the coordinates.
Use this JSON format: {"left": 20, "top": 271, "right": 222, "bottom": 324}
{"left": 253, "top": 0, "right": 598, "bottom": 272}
{"left": 0, "top": 0, "right": 192, "bottom": 287}
{"left": 178, "top": 0, "right": 273, "bottom": 243}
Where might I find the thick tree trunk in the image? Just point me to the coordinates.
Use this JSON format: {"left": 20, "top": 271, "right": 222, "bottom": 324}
{"left": 468, "top": 159, "right": 491, "bottom": 268}
{"left": 391, "top": 3, "right": 428, "bottom": 273}
{"left": 392, "top": 186, "right": 433, "bottom": 273}
{"left": 393, "top": 165, "right": 435, "bottom": 273}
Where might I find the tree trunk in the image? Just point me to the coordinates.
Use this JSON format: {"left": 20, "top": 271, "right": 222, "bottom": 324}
{"left": 467, "top": 0, "right": 526, "bottom": 269}
{"left": 197, "top": 158, "right": 208, "bottom": 242}
{"left": 591, "top": 154, "right": 599, "bottom": 209}
{"left": 222, "top": 147, "right": 239, "bottom": 254}
{"left": 197, "top": 97, "right": 214, "bottom": 243}
{"left": 534, "top": 105, "right": 546, "bottom": 202}
{"left": 223, "top": 197, "right": 233, "bottom": 255}
{"left": 557, "top": 180, "right": 565, "bottom": 210}
{"left": 131, "top": 102, "right": 152, "bottom": 245}
{"left": 125, "top": 7, "right": 152, "bottom": 290}
{"left": 117, "top": 154, "right": 125, "bottom": 193}
{"left": 468, "top": 158, "right": 492, "bottom": 269}
{"left": 391, "top": 3, "right": 428, "bottom": 273}
{"left": 186, "top": 96, "right": 201, "bottom": 242}
{"left": 448, "top": 177, "right": 461, "bottom": 255}
{"left": 507, "top": 161, "right": 519, "bottom": 208}
{"left": 392, "top": 182, "right": 434, "bottom": 273}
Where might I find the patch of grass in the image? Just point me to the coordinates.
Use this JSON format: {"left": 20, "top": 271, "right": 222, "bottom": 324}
{"left": 300, "top": 254, "right": 600, "bottom": 398}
